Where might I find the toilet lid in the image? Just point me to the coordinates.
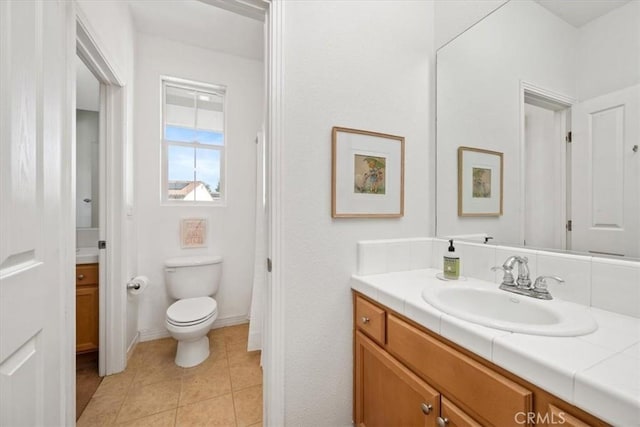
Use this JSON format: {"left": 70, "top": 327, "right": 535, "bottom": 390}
{"left": 167, "top": 297, "right": 217, "bottom": 325}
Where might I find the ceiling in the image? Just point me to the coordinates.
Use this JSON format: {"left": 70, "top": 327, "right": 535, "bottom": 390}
{"left": 535, "top": 0, "right": 631, "bottom": 27}
{"left": 76, "top": 56, "right": 100, "bottom": 112}
{"left": 128, "top": 0, "right": 264, "bottom": 61}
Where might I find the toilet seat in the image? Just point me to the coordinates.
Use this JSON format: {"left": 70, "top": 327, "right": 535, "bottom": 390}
{"left": 167, "top": 297, "right": 217, "bottom": 327}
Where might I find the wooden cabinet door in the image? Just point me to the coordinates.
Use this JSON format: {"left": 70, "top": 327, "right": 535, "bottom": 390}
{"left": 76, "top": 284, "right": 99, "bottom": 353}
{"left": 355, "top": 331, "right": 440, "bottom": 427}
{"left": 440, "top": 397, "right": 482, "bottom": 427}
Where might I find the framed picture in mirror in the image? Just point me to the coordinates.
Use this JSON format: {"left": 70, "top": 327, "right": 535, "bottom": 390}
{"left": 458, "top": 147, "right": 503, "bottom": 216}
{"left": 332, "top": 126, "right": 404, "bottom": 218}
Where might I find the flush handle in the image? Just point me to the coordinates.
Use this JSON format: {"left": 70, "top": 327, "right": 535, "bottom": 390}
{"left": 421, "top": 403, "right": 432, "bottom": 415}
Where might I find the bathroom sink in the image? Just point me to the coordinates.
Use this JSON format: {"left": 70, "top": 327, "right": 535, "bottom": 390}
{"left": 422, "top": 285, "right": 597, "bottom": 336}
{"left": 76, "top": 247, "right": 99, "bottom": 264}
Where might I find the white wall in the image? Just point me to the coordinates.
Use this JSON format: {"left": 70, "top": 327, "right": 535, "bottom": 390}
{"left": 76, "top": 110, "right": 99, "bottom": 228}
{"left": 75, "top": 1, "right": 139, "bottom": 353}
{"left": 435, "top": 0, "right": 507, "bottom": 49}
{"left": 436, "top": 0, "right": 576, "bottom": 245}
{"left": 280, "top": 1, "right": 435, "bottom": 424}
{"left": 576, "top": 0, "right": 640, "bottom": 101}
{"left": 134, "top": 33, "right": 263, "bottom": 338}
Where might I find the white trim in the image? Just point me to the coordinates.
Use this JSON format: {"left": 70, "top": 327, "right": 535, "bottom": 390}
{"left": 265, "top": 1, "right": 285, "bottom": 426}
{"left": 197, "top": 0, "right": 268, "bottom": 21}
{"left": 126, "top": 331, "right": 140, "bottom": 359}
{"left": 519, "top": 80, "right": 574, "bottom": 249}
{"left": 138, "top": 316, "right": 250, "bottom": 343}
{"left": 64, "top": 1, "right": 78, "bottom": 423}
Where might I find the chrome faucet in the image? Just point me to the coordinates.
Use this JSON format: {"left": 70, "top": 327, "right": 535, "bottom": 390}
{"left": 492, "top": 256, "right": 564, "bottom": 300}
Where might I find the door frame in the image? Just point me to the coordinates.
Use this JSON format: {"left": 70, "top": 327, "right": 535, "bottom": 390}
{"left": 264, "top": 0, "right": 285, "bottom": 425}
{"left": 75, "top": 8, "right": 128, "bottom": 377}
{"left": 518, "top": 81, "right": 574, "bottom": 249}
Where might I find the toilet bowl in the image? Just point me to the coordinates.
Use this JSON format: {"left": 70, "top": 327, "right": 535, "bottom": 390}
{"left": 164, "top": 256, "right": 222, "bottom": 367}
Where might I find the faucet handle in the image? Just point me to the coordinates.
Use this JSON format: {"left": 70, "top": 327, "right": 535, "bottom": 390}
{"left": 491, "top": 265, "right": 515, "bottom": 286}
{"left": 532, "top": 275, "right": 564, "bottom": 297}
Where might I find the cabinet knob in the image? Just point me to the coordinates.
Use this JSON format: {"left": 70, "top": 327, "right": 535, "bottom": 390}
{"left": 437, "top": 417, "right": 449, "bottom": 427}
{"left": 78, "top": 274, "right": 85, "bottom": 280}
{"left": 361, "top": 316, "right": 370, "bottom": 324}
{"left": 421, "top": 403, "right": 432, "bottom": 415}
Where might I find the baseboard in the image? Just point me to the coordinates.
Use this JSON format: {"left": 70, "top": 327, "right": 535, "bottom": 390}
{"left": 126, "top": 332, "right": 140, "bottom": 360}
{"left": 138, "top": 314, "right": 250, "bottom": 343}
{"left": 211, "top": 314, "right": 249, "bottom": 330}
{"left": 247, "top": 330, "right": 262, "bottom": 352}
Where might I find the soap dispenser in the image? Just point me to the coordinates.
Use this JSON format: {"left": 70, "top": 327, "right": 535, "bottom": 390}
{"left": 443, "top": 239, "right": 460, "bottom": 280}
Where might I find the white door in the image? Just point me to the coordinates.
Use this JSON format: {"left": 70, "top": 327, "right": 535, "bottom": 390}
{"left": 571, "top": 85, "right": 640, "bottom": 258}
{"left": 0, "top": 1, "right": 73, "bottom": 425}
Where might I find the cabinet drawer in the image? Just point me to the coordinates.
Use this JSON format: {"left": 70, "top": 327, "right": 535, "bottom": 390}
{"left": 387, "top": 314, "right": 532, "bottom": 426}
{"left": 76, "top": 264, "right": 98, "bottom": 285}
{"left": 542, "top": 404, "right": 590, "bottom": 427}
{"left": 355, "top": 296, "right": 386, "bottom": 345}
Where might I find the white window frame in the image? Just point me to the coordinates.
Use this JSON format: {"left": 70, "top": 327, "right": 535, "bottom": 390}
{"left": 160, "top": 75, "right": 227, "bottom": 206}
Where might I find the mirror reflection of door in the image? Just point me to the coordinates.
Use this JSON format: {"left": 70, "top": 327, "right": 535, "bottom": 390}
{"left": 571, "top": 86, "right": 640, "bottom": 258}
{"left": 76, "top": 55, "right": 100, "bottom": 229}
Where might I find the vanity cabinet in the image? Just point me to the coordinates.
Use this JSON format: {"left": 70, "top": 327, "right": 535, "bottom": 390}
{"left": 353, "top": 292, "right": 607, "bottom": 427}
{"left": 76, "top": 263, "right": 99, "bottom": 354}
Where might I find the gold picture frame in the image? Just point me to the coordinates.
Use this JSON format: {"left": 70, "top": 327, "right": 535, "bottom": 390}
{"left": 458, "top": 146, "right": 503, "bottom": 216}
{"left": 332, "top": 127, "right": 404, "bottom": 218}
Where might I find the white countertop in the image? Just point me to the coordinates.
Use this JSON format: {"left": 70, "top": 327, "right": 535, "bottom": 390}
{"left": 76, "top": 247, "right": 99, "bottom": 264}
{"left": 351, "top": 268, "right": 640, "bottom": 426}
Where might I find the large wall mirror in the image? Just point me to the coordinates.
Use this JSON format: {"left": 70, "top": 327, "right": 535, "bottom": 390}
{"left": 76, "top": 55, "right": 101, "bottom": 229}
{"left": 436, "top": 0, "right": 639, "bottom": 259}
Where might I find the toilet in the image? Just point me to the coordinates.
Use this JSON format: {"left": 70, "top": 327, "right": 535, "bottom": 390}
{"left": 164, "top": 255, "right": 222, "bottom": 367}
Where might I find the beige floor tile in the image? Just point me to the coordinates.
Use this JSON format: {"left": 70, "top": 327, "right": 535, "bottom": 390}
{"left": 93, "top": 369, "right": 136, "bottom": 398}
{"left": 116, "top": 379, "right": 181, "bottom": 423}
{"left": 207, "top": 338, "right": 228, "bottom": 362}
{"left": 229, "top": 352, "right": 262, "bottom": 391}
{"left": 116, "top": 408, "right": 177, "bottom": 426}
{"left": 226, "top": 341, "right": 253, "bottom": 359}
{"left": 180, "top": 362, "right": 232, "bottom": 406}
{"left": 183, "top": 354, "right": 228, "bottom": 379}
{"left": 222, "top": 324, "right": 249, "bottom": 345}
{"left": 77, "top": 391, "right": 124, "bottom": 427}
{"left": 133, "top": 358, "right": 184, "bottom": 387}
{"left": 175, "top": 393, "right": 236, "bottom": 427}
{"left": 247, "top": 423, "right": 262, "bottom": 427}
{"left": 233, "top": 385, "right": 262, "bottom": 427}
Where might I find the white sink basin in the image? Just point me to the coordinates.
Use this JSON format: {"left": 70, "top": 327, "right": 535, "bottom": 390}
{"left": 422, "top": 285, "right": 597, "bottom": 336}
{"left": 76, "top": 247, "right": 99, "bottom": 264}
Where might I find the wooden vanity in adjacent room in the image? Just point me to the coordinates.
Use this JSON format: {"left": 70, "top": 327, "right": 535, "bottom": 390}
{"left": 76, "top": 263, "right": 99, "bottom": 353}
{"left": 353, "top": 292, "right": 607, "bottom": 427}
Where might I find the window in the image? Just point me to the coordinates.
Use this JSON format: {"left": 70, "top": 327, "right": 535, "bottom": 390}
{"left": 162, "top": 77, "right": 226, "bottom": 204}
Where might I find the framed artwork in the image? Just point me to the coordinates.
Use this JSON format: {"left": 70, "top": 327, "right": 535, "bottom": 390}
{"left": 458, "top": 146, "right": 503, "bottom": 216}
{"left": 332, "top": 126, "right": 404, "bottom": 218}
{"left": 181, "top": 218, "right": 207, "bottom": 248}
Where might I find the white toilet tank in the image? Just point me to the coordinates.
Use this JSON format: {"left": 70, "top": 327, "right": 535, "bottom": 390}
{"left": 164, "top": 255, "right": 222, "bottom": 300}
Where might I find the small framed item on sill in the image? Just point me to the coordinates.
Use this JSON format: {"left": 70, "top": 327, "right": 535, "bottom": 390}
{"left": 458, "top": 146, "right": 503, "bottom": 216}
{"left": 181, "top": 218, "right": 207, "bottom": 248}
{"left": 331, "top": 126, "right": 404, "bottom": 218}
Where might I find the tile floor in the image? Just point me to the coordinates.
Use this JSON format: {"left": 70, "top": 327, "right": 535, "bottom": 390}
{"left": 78, "top": 323, "right": 262, "bottom": 427}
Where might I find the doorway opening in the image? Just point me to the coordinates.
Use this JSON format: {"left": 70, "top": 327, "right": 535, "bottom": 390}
{"left": 521, "top": 86, "right": 572, "bottom": 250}
{"left": 75, "top": 53, "right": 104, "bottom": 419}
